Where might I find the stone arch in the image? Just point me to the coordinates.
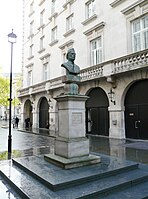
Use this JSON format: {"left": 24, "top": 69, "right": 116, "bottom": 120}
{"left": 85, "top": 87, "right": 109, "bottom": 136}
{"left": 124, "top": 79, "right": 148, "bottom": 139}
{"left": 24, "top": 99, "right": 33, "bottom": 128}
{"left": 38, "top": 97, "right": 49, "bottom": 128}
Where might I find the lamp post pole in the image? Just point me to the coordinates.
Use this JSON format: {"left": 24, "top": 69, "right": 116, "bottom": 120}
{"left": 8, "top": 29, "right": 17, "bottom": 155}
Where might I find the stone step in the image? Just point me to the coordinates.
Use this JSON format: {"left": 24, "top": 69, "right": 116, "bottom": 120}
{"left": 54, "top": 168, "right": 148, "bottom": 198}
{"left": 0, "top": 174, "right": 22, "bottom": 199}
{"left": 0, "top": 164, "right": 59, "bottom": 199}
{"left": 0, "top": 161, "right": 147, "bottom": 199}
{"left": 0, "top": 154, "right": 147, "bottom": 198}
{"left": 12, "top": 155, "right": 139, "bottom": 191}
{"left": 99, "top": 181, "right": 148, "bottom": 199}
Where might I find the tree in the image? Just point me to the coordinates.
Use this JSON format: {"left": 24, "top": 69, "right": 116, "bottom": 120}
{"left": 0, "top": 76, "right": 9, "bottom": 107}
{"left": 12, "top": 75, "right": 22, "bottom": 107}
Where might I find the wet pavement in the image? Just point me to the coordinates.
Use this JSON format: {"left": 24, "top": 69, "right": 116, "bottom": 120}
{"left": 0, "top": 121, "right": 148, "bottom": 198}
{"left": 0, "top": 122, "right": 54, "bottom": 160}
{"left": 89, "top": 135, "right": 148, "bottom": 164}
{"left": 0, "top": 121, "right": 147, "bottom": 164}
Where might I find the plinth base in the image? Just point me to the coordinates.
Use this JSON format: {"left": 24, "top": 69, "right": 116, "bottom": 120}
{"left": 44, "top": 154, "right": 101, "bottom": 169}
{"left": 55, "top": 137, "right": 89, "bottom": 158}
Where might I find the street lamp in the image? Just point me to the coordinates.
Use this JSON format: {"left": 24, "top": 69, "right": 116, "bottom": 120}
{"left": 8, "top": 29, "right": 17, "bottom": 155}
{"left": 108, "top": 88, "right": 116, "bottom": 105}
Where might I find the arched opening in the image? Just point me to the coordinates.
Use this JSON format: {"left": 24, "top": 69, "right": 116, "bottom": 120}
{"left": 39, "top": 97, "right": 49, "bottom": 128}
{"left": 86, "top": 87, "right": 109, "bottom": 136}
{"left": 24, "top": 99, "right": 33, "bottom": 128}
{"left": 125, "top": 79, "right": 148, "bottom": 140}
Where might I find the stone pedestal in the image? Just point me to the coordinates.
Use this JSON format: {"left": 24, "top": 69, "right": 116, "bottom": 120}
{"left": 44, "top": 95, "right": 101, "bottom": 169}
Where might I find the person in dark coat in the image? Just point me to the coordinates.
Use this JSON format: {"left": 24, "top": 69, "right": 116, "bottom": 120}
{"left": 15, "top": 117, "right": 19, "bottom": 128}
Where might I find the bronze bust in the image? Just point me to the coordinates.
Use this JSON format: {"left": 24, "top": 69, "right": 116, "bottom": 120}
{"left": 61, "top": 48, "right": 81, "bottom": 94}
{"left": 61, "top": 48, "right": 80, "bottom": 78}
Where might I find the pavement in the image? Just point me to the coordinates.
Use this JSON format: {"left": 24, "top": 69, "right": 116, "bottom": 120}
{"left": 0, "top": 121, "right": 148, "bottom": 198}
{"left": 0, "top": 120, "right": 147, "bottom": 164}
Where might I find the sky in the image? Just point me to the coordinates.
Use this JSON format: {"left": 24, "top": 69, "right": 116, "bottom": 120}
{"left": 0, "top": 0, "right": 23, "bottom": 73}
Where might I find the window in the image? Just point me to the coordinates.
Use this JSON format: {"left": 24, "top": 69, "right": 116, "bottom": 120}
{"left": 132, "top": 15, "right": 148, "bottom": 52}
{"left": 43, "top": 63, "right": 48, "bottom": 81}
{"left": 40, "top": 36, "right": 45, "bottom": 51}
{"left": 59, "top": 40, "right": 74, "bottom": 63}
{"left": 27, "top": 71, "right": 32, "bottom": 86}
{"left": 30, "top": 2, "right": 34, "bottom": 14}
{"left": 40, "top": 9, "right": 45, "bottom": 27}
{"left": 29, "top": 44, "right": 33, "bottom": 57}
{"left": 90, "top": 37, "right": 102, "bottom": 65}
{"left": 66, "top": 14, "right": 73, "bottom": 32}
{"left": 51, "top": 0, "right": 56, "bottom": 15}
{"left": 86, "top": 0, "right": 95, "bottom": 19}
{"left": 30, "top": 21, "right": 34, "bottom": 36}
{"left": 51, "top": 26, "right": 57, "bottom": 42}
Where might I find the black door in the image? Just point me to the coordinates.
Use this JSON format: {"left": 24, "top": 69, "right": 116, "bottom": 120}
{"left": 86, "top": 87, "right": 109, "bottom": 136}
{"left": 39, "top": 97, "right": 49, "bottom": 128}
{"left": 125, "top": 106, "right": 139, "bottom": 139}
{"left": 125, "top": 80, "right": 148, "bottom": 140}
{"left": 139, "top": 104, "right": 148, "bottom": 139}
{"left": 125, "top": 105, "right": 148, "bottom": 139}
{"left": 90, "top": 107, "right": 109, "bottom": 135}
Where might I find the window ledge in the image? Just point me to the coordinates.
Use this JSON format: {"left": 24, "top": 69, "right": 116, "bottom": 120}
{"left": 38, "top": 48, "right": 45, "bottom": 54}
{"left": 48, "top": 12, "right": 58, "bottom": 21}
{"left": 27, "top": 55, "right": 34, "bottom": 60}
{"left": 83, "top": 22, "right": 105, "bottom": 36}
{"left": 38, "top": 24, "right": 45, "bottom": 30}
{"left": 38, "top": 0, "right": 45, "bottom": 6}
{"left": 49, "top": 39, "right": 58, "bottom": 46}
{"left": 40, "top": 53, "right": 50, "bottom": 60}
{"left": 110, "top": 0, "right": 126, "bottom": 8}
{"left": 25, "top": 63, "right": 33, "bottom": 68}
{"left": 59, "top": 39, "right": 74, "bottom": 49}
{"left": 82, "top": 14, "right": 97, "bottom": 26}
{"left": 29, "top": 11, "right": 35, "bottom": 17}
{"left": 63, "top": 0, "right": 75, "bottom": 8}
{"left": 121, "top": 0, "right": 147, "bottom": 15}
{"left": 28, "top": 34, "right": 34, "bottom": 39}
{"left": 63, "top": 29, "right": 75, "bottom": 37}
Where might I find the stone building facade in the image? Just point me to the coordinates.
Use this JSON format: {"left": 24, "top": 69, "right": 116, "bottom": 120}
{"left": 19, "top": 0, "right": 148, "bottom": 139}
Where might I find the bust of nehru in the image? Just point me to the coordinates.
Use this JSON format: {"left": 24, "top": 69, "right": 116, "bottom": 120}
{"left": 61, "top": 48, "right": 80, "bottom": 76}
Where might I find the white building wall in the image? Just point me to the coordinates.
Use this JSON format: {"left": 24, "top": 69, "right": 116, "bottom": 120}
{"left": 20, "top": 0, "right": 148, "bottom": 139}
{"left": 23, "top": 0, "right": 142, "bottom": 88}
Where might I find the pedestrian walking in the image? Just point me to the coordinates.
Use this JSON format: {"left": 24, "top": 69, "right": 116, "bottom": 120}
{"left": 15, "top": 117, "right": 19, "bottom": 128}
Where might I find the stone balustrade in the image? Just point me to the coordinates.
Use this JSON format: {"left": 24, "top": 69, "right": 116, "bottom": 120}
{"left": 19, "top": 49, "right": 148, "bottom": 97}
{"left": 80, "top": 65, "right": 103, "bottom": 81}
{"left": 112, "top": 49, "right": 148, "bottom": 74}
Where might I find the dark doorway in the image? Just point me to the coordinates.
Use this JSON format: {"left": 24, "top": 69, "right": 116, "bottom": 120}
{"left": 24, "top": 100, "right": 33, "bottom": 127}
{"left": 86, "top": 87, "right": 109, "bottom": 136}
{"left": 39, "top": 97, "right": 49, "bottom": 128}
{"left": 125, "top": 80, "right": 148, "bottom": 139}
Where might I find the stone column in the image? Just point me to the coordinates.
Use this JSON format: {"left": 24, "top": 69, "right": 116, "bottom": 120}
{"left": 109, "top": 105, "right": 125, "bottom": 139}
{"left": 20, "top": 107, "right": 25, "bottom": 128}
{"left": 32, "top": 110, "right": 39, "bottom": 128}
